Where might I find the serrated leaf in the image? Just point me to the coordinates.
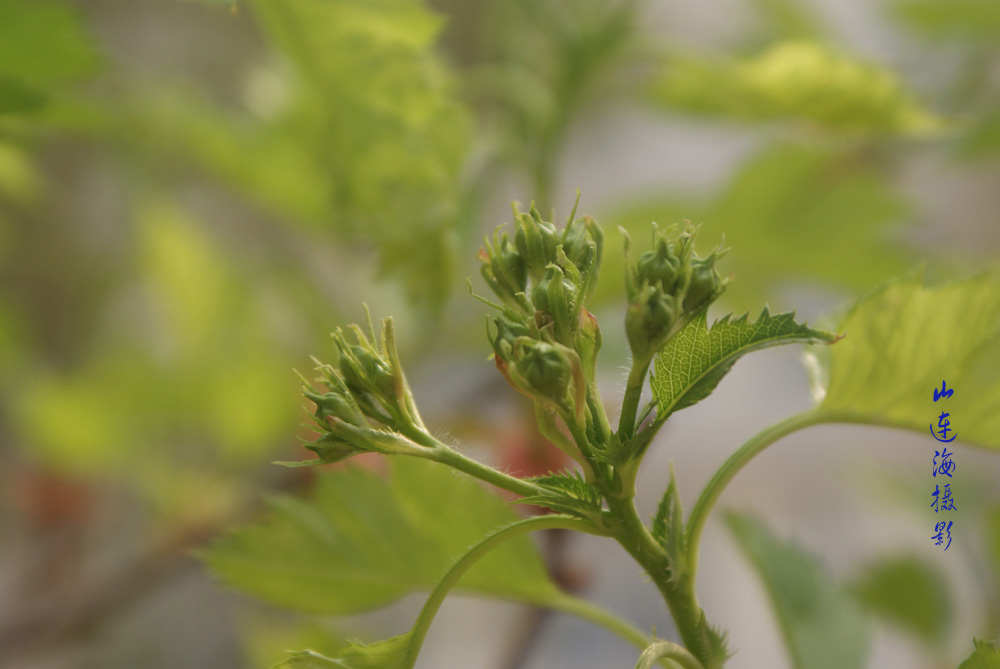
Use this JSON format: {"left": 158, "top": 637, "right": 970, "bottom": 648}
{"left": 651, "top": 40, "right": 941, "bottom": 135}
{"left": 651, "top": 308, "right": 837, "bottom": 420}
{"left": 726, "top": 512, "right": 872, "bottom": 669}
{"left": 204, "top": 458, "right": 560, "bottom": 615}
{"left": 652, "top": 464, "right": 685, "bottom": 568}
{"left": 958, "top": 639, "right": 1000, "bottom": 669}
{"left": 811, "top": 270, "right": 1000, "bottom": 450}
{"left": 849, "top": 556, "right": 950, "bottom": 646}
{"left": 521, "top": 472, "right": 604, "bottom": 519}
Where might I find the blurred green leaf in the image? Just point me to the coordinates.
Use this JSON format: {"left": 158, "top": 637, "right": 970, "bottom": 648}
{"left": 13, "top": 200, "right": 300, "bottom": 517}
{"left": 651, "top": 309, "right": 836, "bottom": 420}
{"left": 726, "top": 512, "right": 872, "bottom": 669}
{"left": 958, "top": 639, "right": 1000, "bottom": 669}
{"left": 204, "top": 457, "right": 560, "bottom": 615}
{"left": 894, "top": 0, "right": 1000, "bottom": 42}
{"left": 809, "top": 270, "right": 1000, "bottom": 450}
{"left": 602, "top": 144, "right": 912, "bottom": 311}
{"left": 849, "top": 556, "right": 950, "bottom": 646}
{"left": 0, "top": 0, "right": 100, "bottom": 115}
{"left": 245, "top": 0, "right": 471, "bottom": 306}
{"left": 651, "top": 41, "right": 941, "bottom": 135}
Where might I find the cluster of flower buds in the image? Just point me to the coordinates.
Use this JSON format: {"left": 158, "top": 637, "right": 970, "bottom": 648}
{"left": 299, "top": 315, "right": 426, "bottom": 463}
{"left": 478, "top": 199, "right": 605, "bottom": 454}
{"left": 623, "top": 223, "right": 728, "bottom": 364}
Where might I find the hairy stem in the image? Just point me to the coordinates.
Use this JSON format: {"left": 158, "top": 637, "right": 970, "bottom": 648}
{"left": 430, "top": 443, "right": 551, "bottom": 498}
{"left": 605, "top": 495, "right": 723, "bottom": 668}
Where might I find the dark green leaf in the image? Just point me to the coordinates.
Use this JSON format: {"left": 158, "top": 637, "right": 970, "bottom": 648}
{"left": 651, "top": 308, "right": 836, "bottom": 419}
{"left": 726, "top": 512, "right": 872, "bottom": 669}
{"left": 204, "top": 458, "right": 560, "bottom": 615}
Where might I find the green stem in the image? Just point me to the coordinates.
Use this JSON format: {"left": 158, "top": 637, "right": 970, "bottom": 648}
{"left": 430, "top": 443, "right": 550, "bottom": 499}
{"left": 635, "top": 640, "right": 705, "bottom": 669}
{"left": 685, "top": 409, "right": 827, "bottom": 580}
{"left": 604, "top": 495, "right": 722, "bottom": 668}
{"left": 404, "top": 515, "right": 606, "bottom": 668}
{"left": 619, "top": 357, "right": 652, "bottom": 438}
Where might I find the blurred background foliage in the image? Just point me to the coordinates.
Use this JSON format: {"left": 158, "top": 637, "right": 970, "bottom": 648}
{"left": 0, "top": 0, "right": 998, "bottom": 667}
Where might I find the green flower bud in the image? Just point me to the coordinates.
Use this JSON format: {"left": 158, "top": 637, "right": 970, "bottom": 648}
{"left": 514, "top": 207, "right": 560, "bottom": 281}
{"left": 514, "top": 340, "right": 572, "bottom": 401}
{"left": 479, "top": 228, "right": 529, "bottom": 312}
{"left": 626, "top": 284, "right": 680, "bottom": 363}
{"left": 683, "top": 254, "right": 724, "bottom": 313}
{"left": 574, "top": 308, "right": 602, "bottom": 385}
{"left": 636, "top": 237, "right": 681, "bottom": 292}
{"left": 304, "top": 388, "right": 366, "bottom": 428}
{"left": 340, "top": 344, "right": 395, "bottom": 399}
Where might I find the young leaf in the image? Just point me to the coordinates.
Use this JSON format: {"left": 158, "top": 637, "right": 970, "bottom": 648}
{"left": 726, "top": 512, "right": 872, "bottom": 669}
{"left": 651, "top": 308, "right": 837, "bottom": 420}
{"left": 958, "top": 639, "right": 1000, "bottom": 669}
{"left": 651, "top": 464, "right": 685, "bottom": 571}
{"left": 810, "top": 269, "right": 1000, "bottom": 450}
{"left": 204, "top": 458, "right": 561, "bottom": 615}
{"left": 521, "top": 472, "right": 604, "bottom": 520}
{"left": 848, "top": 556, "right": 951, "bottom": 646}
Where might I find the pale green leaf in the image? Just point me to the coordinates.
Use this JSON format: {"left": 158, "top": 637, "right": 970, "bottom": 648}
{"left": 651, "top": 308, "right": 837, "bottom": 419}
{"left": 849, "top": 556, "right": 950, "bottom": 646}
{"left": 204, "top": 458, "right": 560, "bottom": 615}
{"left": 812, "top": 270, "right": 1000, "bottom": 450}
{"left": 958, "top": 639, "right": 1000, "bottom": 669}
{"left": 652, "top": 40, "right": 941, "bottom": 135}
{"left": 726, "top": 512, "right": 872, "bottom": 669}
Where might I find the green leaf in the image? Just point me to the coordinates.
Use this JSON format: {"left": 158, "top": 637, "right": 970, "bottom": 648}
{"left": 245, "top": 0, "right": 471, "bottom": 307}
{"left": 651, "top": 308, "right": 837, "bottom": 420}
{"left": 521, "top": 472, "right": 604, "bottom": 520}
{"left": 958, "top": 639, "right": 1000, "bottom": 669}
{"left": 810, "top": 269, "right": 1000, "bottom": 450}
{"left": 651, "top": 40, "right": 941, "bottom": 135}
{"left": 0, "top": 0, "right": 100, "bottom": 115}
{"left": 849, "top": 556, "right": 950, "bottom": 646}
{"left": 726, "top": 512, "right": 872, "bottom": 669}
{"left": 204, "top": 457, "right": 561, "bottom": 615}
{"left": 651, "top": 464, "right": 685, "bottom": 574}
